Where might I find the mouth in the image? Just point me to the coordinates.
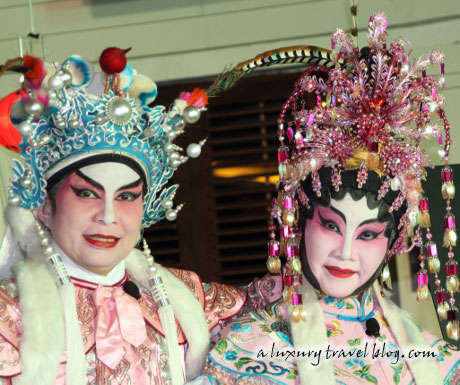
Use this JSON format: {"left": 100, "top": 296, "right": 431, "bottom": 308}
{"left": 84, "top": 234, "right": 120, "bottom": 248}
{"left": 325, "top": 265, "right": 356, "bottom": 278}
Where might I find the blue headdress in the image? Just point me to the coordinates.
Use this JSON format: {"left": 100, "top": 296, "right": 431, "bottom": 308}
{"left": 5, "top": 50, "right": 208, "bottom": 227}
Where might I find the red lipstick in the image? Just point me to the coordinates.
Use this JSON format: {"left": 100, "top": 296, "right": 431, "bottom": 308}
{"left": 84, "top": 234, "right": 120, "bottom": 248}
{"left": 325, "top": 265, "right": 356, "bottom": 278}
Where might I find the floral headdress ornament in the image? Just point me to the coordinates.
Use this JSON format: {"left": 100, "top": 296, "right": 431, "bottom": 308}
{"left": 260, "top": 13, "right": 458, "bottom": 338}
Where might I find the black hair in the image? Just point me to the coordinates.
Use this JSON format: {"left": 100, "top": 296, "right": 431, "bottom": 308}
{"left": 298, "top": 167, "right": 405, "bottom": 296}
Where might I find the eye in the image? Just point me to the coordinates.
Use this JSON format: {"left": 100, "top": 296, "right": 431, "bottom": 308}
{"left": 357, "top": 230, "right": 382, "bottom": 241}
{"left": 116, "top": 191, "right": 141, "bottom": 202}
{"left": 323, "top": 220, "right": 340, "bottom": 233}
{"left": 71, "top": 186, "right": 100, "bottom": 199}
{"left": 318, "top": 211, "right": 342, "bottom": 235}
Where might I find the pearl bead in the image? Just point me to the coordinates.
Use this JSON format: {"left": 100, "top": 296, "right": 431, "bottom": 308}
{"left": 170, "top": 159, "right": 181, "bottom": 168}
{"left": 182, "top": 105, "right": 200, "bottom": 124}
{"left": 40, "top": 237, "right": 50, "bottom": 246}
{"left": 37, "top": 229, "right": 46, "bottom": 238}
{"left": 48, "top": 91, "right": 58, "bottom": 101}
{"left": 8, "top": 195, "right": 20, "bottom": 206}
{"left": 169, "top": 152, "right": 180, "bottom": 161}
{"left": 55, "top": 119, "right": 66, "bottom": 130}
{"left": 172, "top": 117, "right": 185, "bottom": 130}
{"left": 30, "top": 141, "right": 40, "bottom": 150}
{"left": 94, "top": 113, "right": 106, "bottom": 126}
{"left": 68, "top": 118, "right": 80, "bottom": 129}
{"left": 18, "top": 121, "right": 33, "bottom": 136}
{"left": 165, "top": 209, "right": 178, "bottom": 221}
{"left": 58, "top": 69, "right": 73, "bottom": 87}
{"left": 149, "top": 265, "right": 158, "bottom": 273}
{"left": 161, "top": 199, "right": 174, "bottom": 210}
{"left": 180, "top": 155, "right": 188, "bottom": 164}
{"left": 24, "top": 100, "right": 44, "bottom": 116}
{"left": 106, "top": 97, "right": 132, "bottom": 126}
{"left": 167, "top": 130, "right": 178, "bottom": 140}
{"left": 48, "top": 75, "right": 64, "bottom": 90}
{"left": 20, "top": 177, "right": 32, "bottom": 188}
{"left": 164, "top": 143, "right": 174, "bottom": 153}
{"left": 186, "top": 143, "right": 201, "bottom": 158}
{"left": 42, "top": 245, "right": 54, "bottom": 256}
{"left": 39, "top": 134, "right": 50, "bottom": 145}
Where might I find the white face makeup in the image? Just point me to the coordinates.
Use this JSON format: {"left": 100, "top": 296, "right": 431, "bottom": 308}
{"left": 38, "top": 162, "right": 144, "bottom": 275}
{"left": 304, "top": 194, "right": 390, "bottom": 298}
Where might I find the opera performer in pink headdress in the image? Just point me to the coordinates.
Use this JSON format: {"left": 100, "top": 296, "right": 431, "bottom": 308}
{"left": 200, "top": 13, "right": 460, "bottom": 385}
{"left": 0, "top": 48, "right": 280, "bottom": 385}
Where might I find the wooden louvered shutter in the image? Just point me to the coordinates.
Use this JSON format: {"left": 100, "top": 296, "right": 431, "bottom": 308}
{"left": 146, "top": 70, "right": 304, "bottom": 285}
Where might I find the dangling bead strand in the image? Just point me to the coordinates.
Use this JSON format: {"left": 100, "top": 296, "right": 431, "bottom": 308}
{"left": 267, "top": 222, "right": 281, "bottom": 274}
{"left": 447, "top": 297, "right": 459, "bottom": 341}
{"left": 416, "top": 251, "right": 429, "bottom": 301}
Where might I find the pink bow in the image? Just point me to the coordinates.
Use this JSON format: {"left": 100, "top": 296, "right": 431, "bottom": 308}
{"left": 94, "top": 285, "right": 147, "bottom": 369}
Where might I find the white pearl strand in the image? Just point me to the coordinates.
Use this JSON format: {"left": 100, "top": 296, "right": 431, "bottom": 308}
{"left": 143, "top": 239, "right": 169, "bottom": 307}
{"left": 35, "top": 221, "right": 71, "bottom": 286}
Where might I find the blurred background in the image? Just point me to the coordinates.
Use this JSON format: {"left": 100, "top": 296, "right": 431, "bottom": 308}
{"left": 0, "top": 0, "right": 459, "bottom": 344}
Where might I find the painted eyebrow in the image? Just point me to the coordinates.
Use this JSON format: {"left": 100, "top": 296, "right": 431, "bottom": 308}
{"left": 75, "top": 170, "right": 104, "bottom": 191}
{"left": 116, "top": 179, "right": 142, "bottom": 192}
{"left": 75, "top": 170, "right": 141, "bottom": 192}
{"left": 324, "top": 205, "right": 380, "bottom": 227}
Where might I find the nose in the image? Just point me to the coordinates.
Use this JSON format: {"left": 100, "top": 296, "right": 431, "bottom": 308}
{"left": 95, "top": 196, "right": 117, "bottom": 225}
{"left": 340, "top": 230, "right": 354, "bottom": 260}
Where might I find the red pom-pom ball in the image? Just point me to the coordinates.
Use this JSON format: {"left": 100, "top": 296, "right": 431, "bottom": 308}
{"left": 99, "top": 47, "right": 131, "bottom": 75}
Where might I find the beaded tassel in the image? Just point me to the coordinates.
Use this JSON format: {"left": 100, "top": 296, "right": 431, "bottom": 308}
{"left": 435, "top": 288, "right": 449, "bottom": 320}
{"left": 331, "top": 166, "right": 342, "bottom": 192}
{"left": 356, "top": 161, "right": 368, "bottom": 188}
{"left": 443, "top": 210, "right": 457, "bottom": 247}
{"left": 312, "top": 171, "right": 322, "bottom": 197}
{"left": 446, "top": 249, "right": 460, "bottom": 293}
{"left": 447, "top": 302, "right": 459, "bottom": 340}
{"left": 291, "top": 292, "right": 306, "bottom": 322}
{"left": 441, "top": 166, "right": 455, "bottom": 200}
{"left": 267, "top": 238, "right": 281, "bottom": 274}
{"left": 282, "top": 274, "right": 295, "bottom": 303}
{"left": 416, "top": 262, "right": 429, "bottom": 302}
{"left": 418, "top": 197, "right": 431, "bottom": 228}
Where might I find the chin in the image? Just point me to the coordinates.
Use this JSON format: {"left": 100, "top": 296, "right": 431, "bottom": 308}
{"left": 320, "top": 278, "right": 358, "bottom": 299}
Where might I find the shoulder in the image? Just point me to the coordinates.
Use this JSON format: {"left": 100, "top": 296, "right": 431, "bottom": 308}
{"left": 0, "top": 279, "right": 21, "bottom": 377}
{"left": 167, "top": 268, "right": 247, "bottom": 330}
{"left": 204, "top": 300, "right": 297, "bottom": 384}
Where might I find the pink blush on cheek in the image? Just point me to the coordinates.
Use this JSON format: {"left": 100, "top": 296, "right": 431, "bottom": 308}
{"left": 114, "top": 199, "right": 143, "bottom": 224}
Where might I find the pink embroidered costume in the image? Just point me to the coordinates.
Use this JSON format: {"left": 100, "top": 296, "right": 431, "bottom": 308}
{"left": 199, "top": 11, "right": 460, "bottom": 385}
{"left": 0, "top": 49, "right": 281, "bottom": 385}
{"left": 0, "top": 264, "right": 278, "bottom": 384}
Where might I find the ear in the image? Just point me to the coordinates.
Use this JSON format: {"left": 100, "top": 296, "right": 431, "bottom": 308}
{"left": 36, "top": 196, "right": 53, "bottom": 228}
